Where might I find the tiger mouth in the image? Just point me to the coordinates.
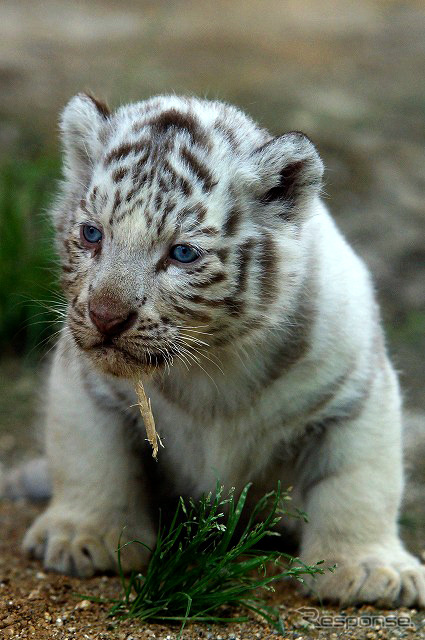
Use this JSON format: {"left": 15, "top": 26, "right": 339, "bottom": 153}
{"left": 91, "top": 340, "right": 167, "bottom": 368}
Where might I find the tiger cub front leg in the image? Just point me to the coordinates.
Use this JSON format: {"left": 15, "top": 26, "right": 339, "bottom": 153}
{"left": 298, "top": 373, "right": 425, "bottom": 607}
{"left": 23, "top": 343, "right": 155, "bottom": 577}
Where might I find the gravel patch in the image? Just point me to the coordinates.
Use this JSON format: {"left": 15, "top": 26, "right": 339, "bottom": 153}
{"left": 1, "top": 500, "right": 424, "bottom": 639}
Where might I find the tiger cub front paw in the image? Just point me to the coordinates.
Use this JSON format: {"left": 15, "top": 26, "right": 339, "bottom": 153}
{"left": 23, "top": 504, "right": 155, "bottom": 577}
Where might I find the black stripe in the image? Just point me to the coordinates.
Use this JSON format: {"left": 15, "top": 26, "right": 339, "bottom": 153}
{"left": 125, "top": 174, "right": 148, "bottom": 205}
{"left": 79, "top": 199, "right": 93, "bottom": 219}
{"left": 184, "top": 264, "right": 208, "bottom": 276}
{"left": 131, "top": 147, "right": 151, "bottom": 177}
{"left": 191, "top": 272, "right": 226, "bottom": 288}
{"left": 154, "top": 191, "right": 163, "bottom": 211}
{"left": 223, "top": 297, "right": 243, "bottom": 317}
{"left": 112, "top": 167, "right": 127, "bottom": 183}
{"left": 222, "top": 203, "right": 241, "bottom": 236}
{"left": 104, "top": 140, "right": 146, "bottom": 165}
{"left": 221, "top": 239, "right": 254, "bottom": 317}
{"left": 181, "top": 293, "right": 225, "bottom": 307}
{"left": 257, "top": 233, "right": 279, "bottom": 307}
{"left": 146, "top": 109, "right": 210, "bottom": 149}
{"left": 261, "top": 282, "right": 315, "bottom": 385}
{"left": 199, "top": 227, "right": 219, "bottom": 236}
{"left": 177, "top": 175, "right": 192, "bottom": 197}
{"left": 214, "top": 120, "right": 239, "bottom": 151}
{"left": 156, "top": 203, "right": 175, "bottom": 236}
{"left": 72, "top": 305, "right": 85, "bottom": 318}
{"left": 216, "top": 248, "right": 229, "bottom": 263}
{"left": 112, "top": 189, "right": 122, "bottom": 213}
{"left": 196, "top": 205, "right": 207, "bottom": 224}
{"left": 89, "top": 186, "right": 98, "bottom": 205}
{"left": 162, "top": 159, "right": 179, "bottom": 188}
{"left": 170, "top": 300, "right": 211, "bottom": 323}
{"left": 234, "top": 238, "right": 255, "bottom": 296}
{"left": 180, "top": 146, "right": 217, "bottom": 192}
{"left": 83, "top": 93, "right": 110, "bottom": 119}
{"left": 176, "top": 203, "right": 207, "bottom": 228}
{"left": 114, "top": 197, "right": 145, "bottom": 224}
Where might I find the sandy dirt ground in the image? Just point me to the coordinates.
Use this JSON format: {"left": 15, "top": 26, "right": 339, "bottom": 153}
{"left": 1, "top": 499, "right": 425, "bottom": 640}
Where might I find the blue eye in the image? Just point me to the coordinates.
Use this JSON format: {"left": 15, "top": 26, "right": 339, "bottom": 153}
{"left": 81, "top": 224, "right": 102, "bottom": 244}
{"left": 170, "top": 245, "right": 200, "bottom": 263}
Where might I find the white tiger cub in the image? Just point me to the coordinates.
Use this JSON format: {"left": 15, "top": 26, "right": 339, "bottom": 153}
{"left": 23, "top": 93, "right": 425, "bottom": 606}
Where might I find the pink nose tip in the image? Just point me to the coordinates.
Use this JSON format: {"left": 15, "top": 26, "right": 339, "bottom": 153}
{"left": 88, "top": 299, "right": 137, "bottom": 337}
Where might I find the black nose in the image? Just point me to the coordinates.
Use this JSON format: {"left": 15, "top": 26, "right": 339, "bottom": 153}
{"left": 88, "top": 299, "right": 138, "bottom": 337}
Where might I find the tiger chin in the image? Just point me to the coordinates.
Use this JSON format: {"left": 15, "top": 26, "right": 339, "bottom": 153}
{"left": 23, "top": 92, "right": 425, "bottom": 607}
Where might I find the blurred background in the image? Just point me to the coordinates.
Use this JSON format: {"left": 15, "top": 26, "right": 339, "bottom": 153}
{"left": 0, "top": 0, "right": 424, "bottom": 480}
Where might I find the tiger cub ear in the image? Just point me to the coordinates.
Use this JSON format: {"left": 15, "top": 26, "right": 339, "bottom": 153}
{"left": 251, "top": 131, "right": 324, "bottom": 221}
{"left": 60, "top": 93, "right": 110, "bottom": 186}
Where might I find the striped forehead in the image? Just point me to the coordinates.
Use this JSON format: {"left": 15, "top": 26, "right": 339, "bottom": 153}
{"left": 83, "top": 175, "right": 222, "bottom": 253}
{"left": 85, "top": 106, "right": 241, "bottom": 241}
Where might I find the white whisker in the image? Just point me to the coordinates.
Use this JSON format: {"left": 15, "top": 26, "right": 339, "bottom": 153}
{"left": 175, "top": 338, "right": 224, "bottom": 375}
{"left": 174, "top": 342, "right": 220, "bottom": 390}
{"left": 177, "top": 332, "right": 210, "bottom": 348}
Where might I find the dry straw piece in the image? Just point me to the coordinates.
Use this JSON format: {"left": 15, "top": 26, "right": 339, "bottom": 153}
{"left": 134, "top": 380, "right": 163, "bottom": 458}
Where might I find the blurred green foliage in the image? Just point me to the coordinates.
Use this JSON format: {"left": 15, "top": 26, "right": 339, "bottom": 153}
{"left": 0, "top": 156, "right": 61, "bottom": 357}
{"left": 386, "top": 311, "right": 425, "bottom": 349}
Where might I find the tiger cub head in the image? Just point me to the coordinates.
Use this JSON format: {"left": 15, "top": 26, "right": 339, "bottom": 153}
{"left": 54, "top": 93, "right": 323, "bottom": 378}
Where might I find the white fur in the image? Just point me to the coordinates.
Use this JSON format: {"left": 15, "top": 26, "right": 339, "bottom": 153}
{"left": 23, "top": 94, "right": 425, "bottom": 605}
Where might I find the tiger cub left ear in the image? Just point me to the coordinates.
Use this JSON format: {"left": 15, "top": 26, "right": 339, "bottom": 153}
{"left": 60, "top": 93, "right": 111, "bottom": 187}
{"left": 251, "top": 131, "right": 324, "bottom": 220}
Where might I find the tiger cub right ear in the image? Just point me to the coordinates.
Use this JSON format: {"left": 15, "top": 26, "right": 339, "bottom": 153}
{"left": 60, "top": 93, "right": 110, "bottom": 186}
{"left": 251, "top": 131, "right": 324, "bottom": 221}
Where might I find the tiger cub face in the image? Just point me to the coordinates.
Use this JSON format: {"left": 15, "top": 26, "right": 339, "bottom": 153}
{"left": 55, "top": 94, "right": 323, "bottom": 379}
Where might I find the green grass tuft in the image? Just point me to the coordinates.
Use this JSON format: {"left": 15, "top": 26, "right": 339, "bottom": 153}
{"left": 0, "top": 156, "right": 62, "bottom": 356}
{"left": 109, "top": 483, "right": 327, "bottom": 636}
